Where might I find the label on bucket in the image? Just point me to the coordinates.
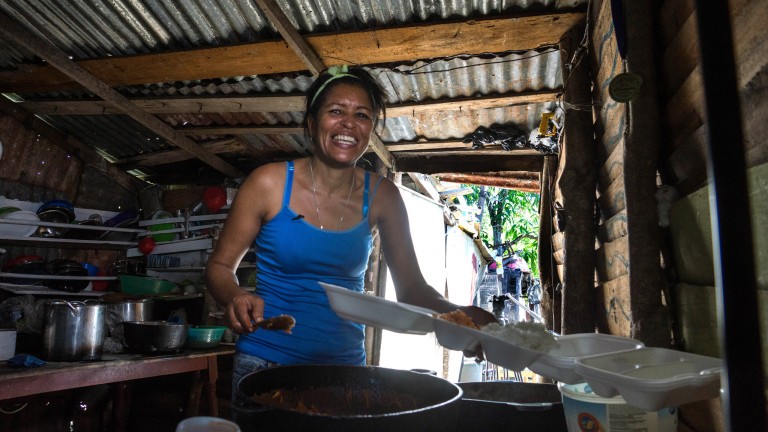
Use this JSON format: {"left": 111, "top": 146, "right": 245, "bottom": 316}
{"left": 563, "top": 397, "right": 677, "bottom": 432}
{"left": 560, "top": 383, "right": 677, "bottom": 432}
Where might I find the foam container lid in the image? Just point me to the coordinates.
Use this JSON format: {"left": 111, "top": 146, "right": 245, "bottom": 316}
{"left": 321, "top": 282, "right": 436, "bottom": 335}
{"left": 574, "top": 347, "right": 723, "bottom": 411}
{"left": 528, "top": 333, "right": 645, "bottom": 384}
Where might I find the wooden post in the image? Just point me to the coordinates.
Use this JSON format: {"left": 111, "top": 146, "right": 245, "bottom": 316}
{"left": 556, "top": 25, "right": 598, "bottom": 334}
{"left": 538, "top": 155, "right": 561, "bottom": 332}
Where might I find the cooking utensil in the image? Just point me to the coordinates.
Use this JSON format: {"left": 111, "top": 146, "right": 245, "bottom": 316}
{"left": 42, "top": 300, "right": 107, "bottom": 361}
{"left": 122, "top": 320, "right": 188, "bottom": 354}
{"left": 256, "top": 315, "right": 295, "bottom": 333}
{"left": 233, "top": 365, "right": 462, "bottom": 432}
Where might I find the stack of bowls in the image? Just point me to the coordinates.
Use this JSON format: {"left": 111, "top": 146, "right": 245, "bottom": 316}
{"left": 47, "top": 259, "right": 89, "bottom": 292}
{"left": 100, "top": 210, "right": 139, "bottom": 242}
{"left": 63, "top": 215, "right": 104, "bottom": 240}
{"left": 0, "top": 206, "right": 40, "bottom": 237}
{"left": 35, "top": 200, "right": 76, "bottom": 238}
{"left": 0, "top": 255, "right": 49, "bottom": 285}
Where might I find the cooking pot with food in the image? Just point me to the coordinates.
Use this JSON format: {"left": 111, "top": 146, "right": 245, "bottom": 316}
{"left": 234, "top": 365, "right": 462, "bottom": 432}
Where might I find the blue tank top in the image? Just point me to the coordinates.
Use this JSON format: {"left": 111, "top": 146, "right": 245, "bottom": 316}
{"left": 236, "top": 161, "right": 379, "bottom": 365}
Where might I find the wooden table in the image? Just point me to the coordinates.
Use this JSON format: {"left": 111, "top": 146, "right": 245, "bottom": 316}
{"left": 0, "top": 345, "right": 235, "bottom": 431}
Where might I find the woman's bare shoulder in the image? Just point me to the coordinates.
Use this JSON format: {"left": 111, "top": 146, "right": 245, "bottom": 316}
{"left": 241, "top": 161, "right": 287, "bottom": 190}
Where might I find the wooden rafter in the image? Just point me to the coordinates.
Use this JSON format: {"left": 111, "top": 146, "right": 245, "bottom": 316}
{"left": 17, "top": 89, "right": 560, "bottom": 116}
{"left": 0, "top": 10, "right": 244, "bottom": 180}
{"left": 0, "top": 12, "right": 584, "bottom": 93}
{"left": 254, "top": 0, "right": 326, "bottom": 75}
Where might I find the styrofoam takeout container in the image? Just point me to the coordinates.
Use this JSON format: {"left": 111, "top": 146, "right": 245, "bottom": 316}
{"left": 433, "top": 317, "right": 483, "bottom": 352}
{"left": 574, "top": 347, "right": 723, "bottom": 411}
{"left": 528, "top": 333, "right": 645, "bottom": 384}
{"left": 477, "top": 330, "right": 547, "bottom": 371}
{"left": 321, "top": 282, "right": 436, "bottom": 335}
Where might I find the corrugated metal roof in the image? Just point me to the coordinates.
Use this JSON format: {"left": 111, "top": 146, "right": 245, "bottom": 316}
{"left": 0, "top": 0, "right": 585, "bottom": 185}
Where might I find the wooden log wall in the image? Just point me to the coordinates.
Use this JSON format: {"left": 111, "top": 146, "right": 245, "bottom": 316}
{"left": 552, "top": 24, "right": 598, "bottom": 335}
{"left": 585, "top": 0, "right": 671, "bottom": 346}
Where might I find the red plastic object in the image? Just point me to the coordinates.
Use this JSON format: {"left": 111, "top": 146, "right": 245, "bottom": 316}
{"left": 92, "top": 270, "right": 109, "bottom": 291}
{"left": 2, "top": 255, "right": 45, "bottom": 271}
{"left": 203, "top": 186, "right": 226, "bottom": 213}
{"left": 138, "top": 237, "right": 156, "bottom": 255}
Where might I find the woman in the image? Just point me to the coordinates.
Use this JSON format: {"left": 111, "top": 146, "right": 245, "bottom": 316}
{"left": 205, "top": 65, "right": 496, "bottom": 390}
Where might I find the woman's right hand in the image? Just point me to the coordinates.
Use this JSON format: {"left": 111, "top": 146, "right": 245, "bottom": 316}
{"left": 226, "top": 291, "right": 264, "bottom": 334}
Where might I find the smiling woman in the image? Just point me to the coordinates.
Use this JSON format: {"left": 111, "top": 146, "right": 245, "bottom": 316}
{"left": 204, "top": 65, "right": 497, "bottom": 421}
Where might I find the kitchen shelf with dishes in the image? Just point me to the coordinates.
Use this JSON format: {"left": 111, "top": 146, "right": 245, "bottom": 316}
{"left": 0, "top": 198, "right": 232, "bottom": 297}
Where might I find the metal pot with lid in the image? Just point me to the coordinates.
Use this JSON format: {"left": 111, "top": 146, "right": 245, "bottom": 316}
{"left": 100, "top": 296, "right": 154, "bottom": 342}
{"left": 42, "top": 300, "right": 107, "bottom": 361}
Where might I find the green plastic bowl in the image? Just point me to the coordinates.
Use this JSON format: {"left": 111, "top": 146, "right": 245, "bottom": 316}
{"left": 185, "top": 325, "right": 227, "bottom": 349}
{"left": 148, "top": 211, "right": 177, "bottom": 242}
{"left": 119, "top": 275, "right": 177, "bottom": 295}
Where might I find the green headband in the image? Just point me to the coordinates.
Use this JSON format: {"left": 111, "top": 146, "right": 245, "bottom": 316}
{"left": 310, "top": 65, "right": 359, "bottom": 107}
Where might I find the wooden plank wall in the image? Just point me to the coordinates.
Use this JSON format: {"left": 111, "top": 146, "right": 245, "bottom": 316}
{"left": 655, "top": 1, "right": 768, "bottom": 430}
{"left": 658, "top": 0, "right": 767, "bottom": 195}
{"left": 0, "top": 114, "right": 138, "bottom": 266}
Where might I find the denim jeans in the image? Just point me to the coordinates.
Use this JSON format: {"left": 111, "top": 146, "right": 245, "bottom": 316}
{"left": 230, "top": 352, "right": 280, "bottom": 422}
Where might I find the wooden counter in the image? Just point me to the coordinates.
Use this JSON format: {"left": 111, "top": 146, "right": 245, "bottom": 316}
{"left": 0, "top": 345, "right": 235, "bottom": 431}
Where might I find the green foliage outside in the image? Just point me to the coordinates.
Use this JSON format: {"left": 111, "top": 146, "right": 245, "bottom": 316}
{"left": 463, "top": 185, "right": 541, "bottom": 277}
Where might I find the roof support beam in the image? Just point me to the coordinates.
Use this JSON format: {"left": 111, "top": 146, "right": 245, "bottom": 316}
{"left": 17, "top": 89, "right": 559, "bottom": 116}
{"left": 0, "top": 12, "right": 585, "bottom": 93}
{"left": 254, "top": 0, "right": 326, "bottom": 75}
{"left": 0, "top": 10, "right": 244, "bottom": 180}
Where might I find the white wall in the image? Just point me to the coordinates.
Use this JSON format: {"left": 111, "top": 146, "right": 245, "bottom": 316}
{"left": 378, "top": 186, "right": 487, "bottom": 381}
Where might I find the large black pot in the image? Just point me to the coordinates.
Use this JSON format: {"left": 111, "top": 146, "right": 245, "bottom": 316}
{"left": 455, "top": 381, "right": 567, "bottom": 431}
{"left": 234, "top": 365, "right": 462, "bottom": 432}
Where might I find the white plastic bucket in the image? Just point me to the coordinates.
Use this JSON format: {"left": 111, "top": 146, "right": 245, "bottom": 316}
{"left": 558, "top": 382, "right": 677, "bottom": 432}
{"left": 176, "top": 416, "right": 241, "bottom": 432}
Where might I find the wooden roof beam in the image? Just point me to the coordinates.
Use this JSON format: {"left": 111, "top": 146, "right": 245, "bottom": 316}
{"left": 17, "top": 89, "right": 560, "bottom": 117}
{"left": 0, "top": 10, "right": 244, "bottom": 180}
{"left": 0, "top": 12, "right": 585, "bottom": 93}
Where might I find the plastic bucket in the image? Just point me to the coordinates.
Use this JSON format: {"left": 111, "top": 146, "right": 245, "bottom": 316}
{"left": 558, "top": 382, "right": 677, "bottom": 432}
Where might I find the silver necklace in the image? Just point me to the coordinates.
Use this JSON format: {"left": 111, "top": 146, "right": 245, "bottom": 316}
{"left": 309, "top": 159, "right": 355, "bottom": 230}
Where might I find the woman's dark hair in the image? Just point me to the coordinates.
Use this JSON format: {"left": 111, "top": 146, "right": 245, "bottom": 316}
{"left": 302, "top": 66, "right": 387, "bottom": 137}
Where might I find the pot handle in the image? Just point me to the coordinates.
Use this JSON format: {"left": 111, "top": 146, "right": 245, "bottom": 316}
{"left": 63, "top": 300, "right": 86, "bottom": 316}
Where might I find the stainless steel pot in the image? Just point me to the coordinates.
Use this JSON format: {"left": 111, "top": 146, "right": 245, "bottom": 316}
{"left": 233, "top": 365, "right": 462, "bottom": 432}
{"left": 103, "top": 299, "right": 153, "bottom": 339}
{"left": 42, "top": 300, "right": 107, "bottom": 361}
{"left": 122, "top": 320, "right": 188, "bottom": 354}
